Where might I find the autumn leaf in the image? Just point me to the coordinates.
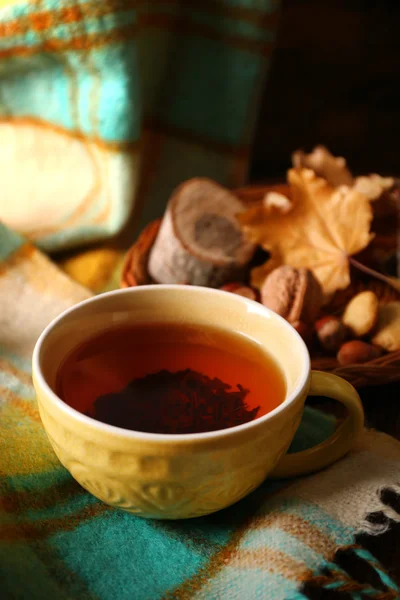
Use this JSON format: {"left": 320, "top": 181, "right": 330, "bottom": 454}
{"left": 251, "top": 258, "right": 282, "bottom": 290}
{"left": 292, "top": 145, "right": 353, "bottom": 187}
{"left": 235, "top": 183, "right": 291, "bottom": 205}
{"left": 262, "top": 191, "right": 292, "bottom": 214}
{"left": 353, "top": 174, "right": 395, "bottom": 201}
{"left": 238, "top": 168, "right": 374, "bottom": 296}
{"left": 293, "top": 146, "right": 395, "bottom": 201}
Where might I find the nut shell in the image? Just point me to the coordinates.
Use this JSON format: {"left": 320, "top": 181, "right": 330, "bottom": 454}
{"left": 231, "top": 286, "right": 257, "bottom": 301}
{"left": 261, "top": 266, "right": 322, "bottom": 324}
{"left": 371, "top": 302, "right": 400, "bottom": 351}
{"left": 220, "top": 282, "right": 257, "bottom": 301}
{"left": 337, "top": 340, "right": 382, "bottom": 366}
{"left": 292, "top": 320, "right": 314, "bottom": 348}
{"left": 342, "top": 291, "right": 379, "bottom": 337}
{"left": 315, "top": 316, "right": 347, "bottom": 353}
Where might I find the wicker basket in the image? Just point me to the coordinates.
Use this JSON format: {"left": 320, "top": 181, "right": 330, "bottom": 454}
{"left": 120, "top": 187, "right": 400, "bottom": 389}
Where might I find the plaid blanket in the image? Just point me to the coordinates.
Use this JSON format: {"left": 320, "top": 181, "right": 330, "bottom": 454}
{"left": 1, "top": 224, "right": 400, "bottom": 600}
{"left": 0, "top": 0, "right": 278, "bottom": 251}
{"left": 2, "top": 1, "right": 400, "bottom": 598}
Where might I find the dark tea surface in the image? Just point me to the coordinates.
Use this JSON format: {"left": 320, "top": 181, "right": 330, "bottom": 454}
{"left": 56, "top": 322, "right": 286, "bottom": 434}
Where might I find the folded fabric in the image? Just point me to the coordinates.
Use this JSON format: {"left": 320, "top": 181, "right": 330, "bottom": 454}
{"left": 1, "top": 222, "right": 400, "bottom": 600}
{"left": 0, "top": 0, "right": 279, "bottom": 251}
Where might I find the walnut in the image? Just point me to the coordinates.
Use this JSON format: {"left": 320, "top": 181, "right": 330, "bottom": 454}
{"left": 260, "top": 266, "right": 323, "bottom": 325}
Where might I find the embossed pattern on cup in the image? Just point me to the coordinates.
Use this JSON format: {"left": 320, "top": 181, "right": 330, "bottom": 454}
{"left": 37, "top": 393, "right": 304, "bottom": 519}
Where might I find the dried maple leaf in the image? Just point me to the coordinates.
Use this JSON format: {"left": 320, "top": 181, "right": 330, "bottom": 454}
{"left": 263, "top": 191, "right": 292, "bottom": 214}
{"left": 238, "top": 168, "right": 374, "bottom": 296}
{"left": 235, "top": 183, "right": 291, "bottom": 205}
{"left": 292, "top": 146, "right": 395, "bottom": 203}
{"left": 251, "top": 258, "right": 282, "bottom": 290}
{"left": 292, "top": 145, "right": 353, "bottom": 188}
{"left": 353, "top": 174, "right": 395, "bottom": 201}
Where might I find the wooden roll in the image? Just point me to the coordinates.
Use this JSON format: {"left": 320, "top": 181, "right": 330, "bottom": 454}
{"left": 148, "top": 178, "right": 255, "bottom": 287}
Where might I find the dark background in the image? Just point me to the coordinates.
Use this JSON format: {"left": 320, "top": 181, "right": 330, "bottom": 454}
{"left": 251, "top": 0, "right": 400, "bottom": 181}
{"left": 251, "top": 0, "right": 400, "bottom": 438}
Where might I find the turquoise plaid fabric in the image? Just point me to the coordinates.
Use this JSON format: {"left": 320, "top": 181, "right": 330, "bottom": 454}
{"left": 1, "top": 223, "right": 400, "bottom": 599}
{"left": 0, "top": 0, "right": 279, "bottom": 251}
{"left": 2, "top": 2, "right": 400, "bottom": 597}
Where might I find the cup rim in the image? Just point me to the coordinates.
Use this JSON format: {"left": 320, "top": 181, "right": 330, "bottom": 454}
{"left": 32, "top": 285, "right": 311, "bottom": 443}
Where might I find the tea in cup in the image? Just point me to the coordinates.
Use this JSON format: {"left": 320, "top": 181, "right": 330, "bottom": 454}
{"left": 33, "top": 285, "right": 364, "bottom": 519}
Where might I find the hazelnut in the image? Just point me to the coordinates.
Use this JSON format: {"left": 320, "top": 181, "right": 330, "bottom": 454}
{"left": 292, "top": 320, "right": 313, "bottom": 348}
{"left": 220, "top": 282, "right": 245, "bottom": 292}
{"left": 232, "top": 286, "right": 257, "bottom": 301}
{"left": 220, "top": 282, "right": 257, "bottom": 301}
{"left": 315, "top": 316, "right": 347, "bottom": 353}
{"left": 261, "top": 266, "right": 323, "bottom": 325}
{"left": 337, "top": 340, "right": 382, "bottom": 366}
{"left": 342, "top": 291, "right": 379, "bottom": 337}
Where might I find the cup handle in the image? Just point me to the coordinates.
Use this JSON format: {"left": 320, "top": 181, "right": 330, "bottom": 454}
{"left": 270, "top": 371, "right": 365, "bottom": 479}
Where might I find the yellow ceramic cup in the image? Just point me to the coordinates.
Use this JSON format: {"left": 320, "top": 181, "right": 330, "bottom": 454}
{"left": 32, "top": 285, "right": 364, "bottom": 519}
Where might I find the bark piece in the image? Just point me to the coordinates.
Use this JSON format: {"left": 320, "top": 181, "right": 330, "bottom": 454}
{"left": 148, "top": 178, "right": 255, "bottom": 286}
